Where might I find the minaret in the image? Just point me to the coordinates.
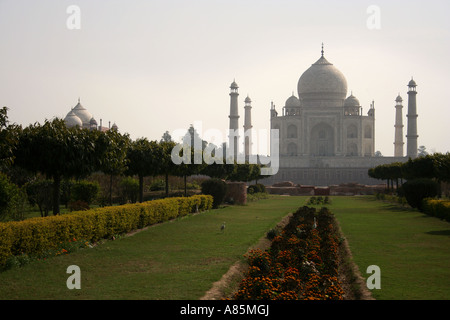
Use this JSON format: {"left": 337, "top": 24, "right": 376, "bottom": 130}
{"left": 406, "top": 78, "right": 418, "bottom": 158}
{"left": 394, "top": 94, "right": 404, "bottom": 157}
{"left": 228, "top": 80, "right": 240, "bottom": 160}
{"left": 243, "top": 95, "right": 253, "bottom": 160}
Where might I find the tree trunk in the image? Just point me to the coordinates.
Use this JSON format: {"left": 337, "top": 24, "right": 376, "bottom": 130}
{"left": 139, "top": 175, "right": 144, "bottom": 203}
{"left": 165, "top": 173, "right": 169, "bottom": 197}
{"left": 109, "top": 173, "right": 113, "bottom": 206}
{"left": 53, "top": 175, "right": 61, "bottom": 215}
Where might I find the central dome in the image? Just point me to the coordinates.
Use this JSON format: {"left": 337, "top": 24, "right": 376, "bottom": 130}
{"left": 297, "top": 55, "right": 348, "bottom": 102}
{"left": 72, "top": 99, "right": 92, "bottom": 126}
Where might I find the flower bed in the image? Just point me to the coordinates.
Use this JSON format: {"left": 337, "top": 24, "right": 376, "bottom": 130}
{"left": 233, "top": 206, "right": 344, "bottom": 300}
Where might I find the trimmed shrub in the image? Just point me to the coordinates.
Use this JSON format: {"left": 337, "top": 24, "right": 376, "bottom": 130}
{"left": 201, "top": 179, "right": 227, "bottom": 209}
{"left": 422, "top": 198, "right": 450, "bottom": 222}
{"left": 71, "top": 180, "right": 100, "bottom": 205}
{"left": 402, "top": 179, "right": 440, "bottom": 211}
{"left": 0, "top": 194, "right": 213, "bottom": 266}
{"left": 119, "top": 177, "right": 139, "bottom": 204}
{"left": 247, "top": 183, "right": 267, "bottom": 195}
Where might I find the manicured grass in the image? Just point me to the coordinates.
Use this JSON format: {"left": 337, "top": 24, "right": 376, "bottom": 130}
{"left": 329, "top": 196, "right": 450, "bottom": 300}
{"left": 1, "top": 195, "right": 449, "bottom": 300}
{"left": 0, "top": 195, "right": 303, "bottom": 300}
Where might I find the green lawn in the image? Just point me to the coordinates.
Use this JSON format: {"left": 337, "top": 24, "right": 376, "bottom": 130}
{"left": 1, "top": 195, "right": 449, "bottom": 300}
{"left": 330, "top": 196, "right": 450, "bottom": 300}
{"left": 0, "top": 195, "right": 303, "bottom": 300}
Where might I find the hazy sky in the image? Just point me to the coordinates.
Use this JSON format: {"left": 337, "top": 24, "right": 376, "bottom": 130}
{"left": 1, "top": 0, "right": 449, "bottom": 156}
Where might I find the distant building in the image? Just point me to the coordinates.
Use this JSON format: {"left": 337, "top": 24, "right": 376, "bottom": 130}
{"left": 228, "top": 46, "right": 419, "bottom": 186}
{"left": 64, "top": 98, "right": 118, "bottom": 132}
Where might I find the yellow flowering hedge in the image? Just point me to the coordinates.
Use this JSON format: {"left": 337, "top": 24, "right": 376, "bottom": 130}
{"left": 422, "top": 198, "right": 450, "bottom": 222}
{"left": 0, "top": 194, "right": 212, "bottom": 265}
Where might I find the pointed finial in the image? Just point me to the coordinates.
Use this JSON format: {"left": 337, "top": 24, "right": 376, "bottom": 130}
{"left": 321, "top": 43, "right": 324, "bottom": 57}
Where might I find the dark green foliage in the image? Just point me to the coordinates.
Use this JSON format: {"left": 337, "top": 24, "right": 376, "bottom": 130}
{"left": 201, "top": 178, "right": 227, "bottom": 209}
{"left": 402, "top": 179, "right": 439, "bottom": 211}
{"left": 126, "top": 138, "right": 162, "bottom": 202}
{"left": 119, "top": 177, "right": 139, "bottom": 203}
{"left": 13, "top": 119, "right": 109, "bottom": 214}
{"left": 25, "top": 179, "right": 53, "bottom": 217}
{"left": 0, "top": 107, "right": 20, "bottom": 170}
{"left": 247, "top": 183, "right": 267, "bottom": 194}
{"left": 0, "top": 173, "right": 14, "bottom": 220}
{"left": 71, "top": 180, "right": 100, "bottom": 205}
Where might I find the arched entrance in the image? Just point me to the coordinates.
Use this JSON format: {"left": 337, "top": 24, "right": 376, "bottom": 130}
{"left": 310, "top": 123, "right": 334, "bottom": 156}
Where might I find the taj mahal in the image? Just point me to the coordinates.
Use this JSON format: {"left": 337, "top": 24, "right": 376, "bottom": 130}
{"left": 63, "top": 98, "right": 118, "bottom": 132}
{"left": 227, "top": 46, "right": 419, "bottom": 186}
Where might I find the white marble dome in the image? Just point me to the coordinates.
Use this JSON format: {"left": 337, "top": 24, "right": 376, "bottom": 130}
{"left": 72, "top": 100, "right": 92, "bottom": 126}
{"left": 344, "top": 94, "right": 360, "bottom": 107}
{"left": 285, "top": 94, "right": 301, "bottom": 107}
{"left": 297, "top": 55, "right": 348, "bottom": 102}
{"left": 64, "top": 109, "right": 83, "bottom": 128}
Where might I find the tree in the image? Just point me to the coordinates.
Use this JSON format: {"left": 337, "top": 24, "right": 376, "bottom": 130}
{"left": 0, "top": 107, "right": 20, "bottom": 170}
{"left": 98, "top": 130, "right": 131, "bottom": 205}
{"left": 374, "top": 150, "right": 383, "bottom": 157}
{"left": 228, "top": 162, "right": 261, "bottom": 183}
{"left": 159, "top": 140, "right": 177, "bottom": 197}
{"left": 402, "top": 155, "right": 435, "bottom": 180}
{"left": 160, "top": 131, "right": 172, "bottom": 143}
{"left": 168, "top": 126, "right": 207, "bottom": 197}
{"left": 126, "top": 138, "right": 161, "bottom": 202}
{"left": 418, "top": 145, "right": 428, "bottom": 157}
{"left": 14, "top": 119, "right": 106, "bottom": 214}
{"left": 200, "top": 160, "right": 234, "bottom": 180}
{"left": 172, "top": 144, "right": 205, "bottom": 196}
{"left": 433, "top": 153, "right": 450, "bottom": 183}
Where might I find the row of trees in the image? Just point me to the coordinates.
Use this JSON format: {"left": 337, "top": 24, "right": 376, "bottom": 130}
{"left": 368, "top": 153, "right": 450, "bottom": 191}
{"left": 368, "top": 153, "right": 450, "bottom": 210}
{"left": 0, "top": 107, "right": 266, "bottom": 216}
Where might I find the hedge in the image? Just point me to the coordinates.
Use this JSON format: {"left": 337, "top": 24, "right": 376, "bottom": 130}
{"left": 0, "top": 195, "right": 213, "bottom": 266}
{"left": 422, "top": 198, "right": 450, "bottom": 222}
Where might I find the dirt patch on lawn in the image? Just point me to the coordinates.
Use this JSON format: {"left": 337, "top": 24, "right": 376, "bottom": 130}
{"left": 200, "top": 212, "right": 374, "bottom": 300}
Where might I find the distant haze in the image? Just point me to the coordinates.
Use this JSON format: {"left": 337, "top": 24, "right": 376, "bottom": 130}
{"left": 1, "top": 0, "right": 449, "bottom": 156}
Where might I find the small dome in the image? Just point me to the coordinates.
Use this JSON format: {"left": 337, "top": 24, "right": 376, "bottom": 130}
{"left": 395, "top": 95, "right": 403, "bottom": 102}
{"left": 111, "top": 123, "right": 118, "bottom": 131}
{"left": 72, "top": 99, "right": 92, "bottom": 125}
{"left": 230, "top": 81, "right": 239, "bottom": 89}
{"left": 285, "top": 94, "right": 301, "bottom": 107}
{"left": 245, "top": 96, "right": 252, "bottom": 103}
{"left": 89, "top": 117, "right": 97, "bottom": 125}
{"left": 408, "top": 78, "right": 417, "bottom": 87}
{"left": 344, "top": 94, "right": 360, "bottom": 107}
{"left": 64, "top": 110, "right": 82, "bottom": 128}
